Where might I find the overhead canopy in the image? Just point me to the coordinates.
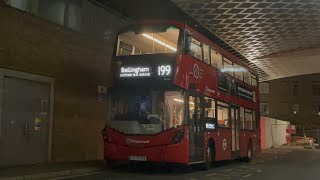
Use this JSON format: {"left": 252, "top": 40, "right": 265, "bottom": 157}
{"left": 171, "top": 0, "right": 320, "bottom": 81}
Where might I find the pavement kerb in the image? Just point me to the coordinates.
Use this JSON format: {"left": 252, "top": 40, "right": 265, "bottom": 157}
{"left": 0, "top": 167, "right": 104, "bottom": 180}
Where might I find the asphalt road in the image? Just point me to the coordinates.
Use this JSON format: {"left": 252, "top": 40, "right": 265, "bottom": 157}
{"left": 61, "top": 148, "right": 320, "bottom": 180}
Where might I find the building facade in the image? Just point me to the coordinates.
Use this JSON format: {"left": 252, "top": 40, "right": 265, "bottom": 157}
{"left": 0, "top": 1, "right": 126, "bottom": 166}
{"left": 260, "top": 73, "right": 320, "bottom": 135}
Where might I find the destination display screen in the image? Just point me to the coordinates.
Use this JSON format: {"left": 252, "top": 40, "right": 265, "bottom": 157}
{"left": 119, "top": 64, "right": 173, "bottom": 79}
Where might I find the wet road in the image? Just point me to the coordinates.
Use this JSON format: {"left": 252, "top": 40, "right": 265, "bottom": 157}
{"left": 61, "top": 148, "right": 320, "bottom": 180}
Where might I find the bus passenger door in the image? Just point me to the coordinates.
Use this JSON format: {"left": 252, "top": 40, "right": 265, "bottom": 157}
{"left": 231, "top": 105, "right": 240, "bottom": 158}
{"left": 188, "top": 95, "right": 205, "bottom": 163}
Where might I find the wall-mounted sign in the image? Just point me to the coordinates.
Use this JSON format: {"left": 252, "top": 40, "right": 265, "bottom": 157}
{"left": 120, "top": 67, "right": 151, "bottom": 78}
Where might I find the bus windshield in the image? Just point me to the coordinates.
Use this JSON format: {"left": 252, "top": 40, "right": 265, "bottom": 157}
{"left": 110, "top": 90, "right": 185, "bottom": 135}
{"left": 116, "top": 24, "right": 180, "bottom": 56}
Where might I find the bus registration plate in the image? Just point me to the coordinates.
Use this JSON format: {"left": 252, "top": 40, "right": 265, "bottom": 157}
{"left": 129, "top": 156, "right": 147, "bottom": 161}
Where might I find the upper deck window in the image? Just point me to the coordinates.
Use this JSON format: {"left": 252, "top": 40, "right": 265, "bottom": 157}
{"left": 210, "top": 49, "right": 222, "bottom": 69}
{"left": 222, "top": 57, "right": 234, "bottom": 77}
{"left": 190, "top": 38, "right": 203, "bottom": 60}
{"left": 203, "top": 44, "right": 210, "bottom": 65}
{"left": 117, "top": 24, "right": 180, "bottom": 56}
{"left": 244, "top": 69, "right": 251, "bottom": 85}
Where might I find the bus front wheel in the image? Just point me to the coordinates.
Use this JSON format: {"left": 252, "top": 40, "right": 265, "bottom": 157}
{"left": 202, "top": 142, "right": 215, "bottom": 170}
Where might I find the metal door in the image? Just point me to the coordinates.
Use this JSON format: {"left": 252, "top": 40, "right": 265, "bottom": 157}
{"left": 231, "top": 105, "right": 240, "bottom": 156}
{"left": 188, "top": 94, "right": 205, "bottom": 163}
{"left": 0, "top": 76, "right": 50, "bottom": 166}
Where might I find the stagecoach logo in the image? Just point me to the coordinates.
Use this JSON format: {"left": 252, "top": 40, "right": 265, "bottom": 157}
{"left": 126, "top": 138, "right": 150, "bottom": 144}
{"left": 193, "top": 64, "right": 199, "bottom": 79}
{"left": 222, "top": 138, "right": 227, "bottom": 151}
{"left": 205, "top": 85, "right": 215, "bottom": 94}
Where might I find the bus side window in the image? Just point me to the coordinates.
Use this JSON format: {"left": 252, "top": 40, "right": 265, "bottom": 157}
{"left": 204, "top": 97, "right": 215, "bottom": 118}
{"left": 223, "top": 57, "right": 234, "bottom": 77}
{"left": 189, "top": 96, "right": 196, "bottom": 125}
{"left": 118, "top": 41, "right": 133, "bottom": 56}
{"left": 244, "top": 109, "right": 253, "bottom": 130}
{"left": 203, "top": 44, "right": 210, "bottom": 65}
{"left": 235, "top": 64, "right": 244, "bottom": 81}
{"left": 243, "top": 69, "right": 251, "bottom": 84}
{"left": 251, "top": 73, "right": 257, "bottom": 87}
{"left": 211, "top": 48, "right": 222, "bottom": 69}
{"left": 217, "top": 101, "right": 229, "bottom": 128}
{"left": 240, "top": 107, "right": 245, "bottom": 129}
{"left": 190, "top": 38, "right": 203, "bottom": 61}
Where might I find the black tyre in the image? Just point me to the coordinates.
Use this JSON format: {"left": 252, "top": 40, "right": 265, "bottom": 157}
{"left": 202, "top": 143, "right": 215, "bottom": 170}
{"left": 243, "top": 142, "right": 253, "bottom": 162}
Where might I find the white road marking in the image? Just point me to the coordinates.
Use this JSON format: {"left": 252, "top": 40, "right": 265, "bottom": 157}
{"left": 211, "top": 177, "right": 231, "bottom": 180}
{"left": 48, "top": 171, "right": 104, "bottom": 180}
{"left": 242, "top": 174, "right": 252, "bottom": 178}
{"left": 240, "top": 166, "right": 262, "bottom": 172}
{"left": 206, "top": 173, "right": 217, "bottom": 177}
{"left": 224, "top": 169, "right": 233, "bottom": 172}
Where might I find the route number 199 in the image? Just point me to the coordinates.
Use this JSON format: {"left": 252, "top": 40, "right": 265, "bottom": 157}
{"left": 157, "top": 65, "right": 171, "bottom": 76}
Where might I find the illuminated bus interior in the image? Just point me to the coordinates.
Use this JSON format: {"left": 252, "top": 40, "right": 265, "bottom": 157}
{"left": 117, "top": 24, "right": 180, "bottom": 56}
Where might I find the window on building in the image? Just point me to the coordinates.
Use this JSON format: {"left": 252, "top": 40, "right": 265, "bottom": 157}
{"left": 260, "top": 103, "right": 269, "bottom": 116}
{"left": 203, "top": 44, "right": 210, "bottom": 65}
{"left": 210, "top": 48, "right": 222, "bottom": 69}
{"left": 6, "top": 0, "right": 40, "bottom": 15}
{"left": 312, "top": 104, "right": 320, "bottom": 116}
{"left": 260, "top": 82, "right": 269, "bottom": 94}
{"left": 66, "top": 0, "right": 82, "bottom": 31}
{"left": 6, "top": 0, "right": 30, "bottom": 12}
{"left": 292, "top": 104, "right": 299, "bottom": 115}
{"left": 38, "top": 0, "right": 67, "bottom": 26}
{"left": 190, "top": 38, "right": 203, "bottom": 60}
{"left": 217, "top": 101, "right": 229, "bottom": 128}
{"left": 240, "top": 107, "right": 245, "bottom": 129}
{"left": 312, "top": 82, "right": 320, "bottom": 96}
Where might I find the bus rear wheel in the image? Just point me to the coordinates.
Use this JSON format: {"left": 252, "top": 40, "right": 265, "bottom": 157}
{"left": 243, "top": 142, "right": 253, "bottom": 162}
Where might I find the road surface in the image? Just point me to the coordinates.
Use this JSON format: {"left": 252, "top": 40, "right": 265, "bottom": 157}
{"left": 61, "top": 148, "right": 320, "bottom": 180}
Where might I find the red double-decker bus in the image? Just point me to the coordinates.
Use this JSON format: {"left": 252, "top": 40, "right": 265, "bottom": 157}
{"left": 102, "top": 20, "right": 260, "bottom": 169}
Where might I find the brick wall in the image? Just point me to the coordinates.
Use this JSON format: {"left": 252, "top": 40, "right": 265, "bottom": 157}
{"left": 0, "top": 5, "right": 114, "bottom": 162}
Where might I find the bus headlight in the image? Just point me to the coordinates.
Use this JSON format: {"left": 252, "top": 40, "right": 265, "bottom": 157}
{"left": 171, "top": 129, "right": 185, "bottom": 144}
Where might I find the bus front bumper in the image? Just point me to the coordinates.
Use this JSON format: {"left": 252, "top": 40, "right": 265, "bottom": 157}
{"left": 104, "top": 142, "right": 189, "bottom": 164}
